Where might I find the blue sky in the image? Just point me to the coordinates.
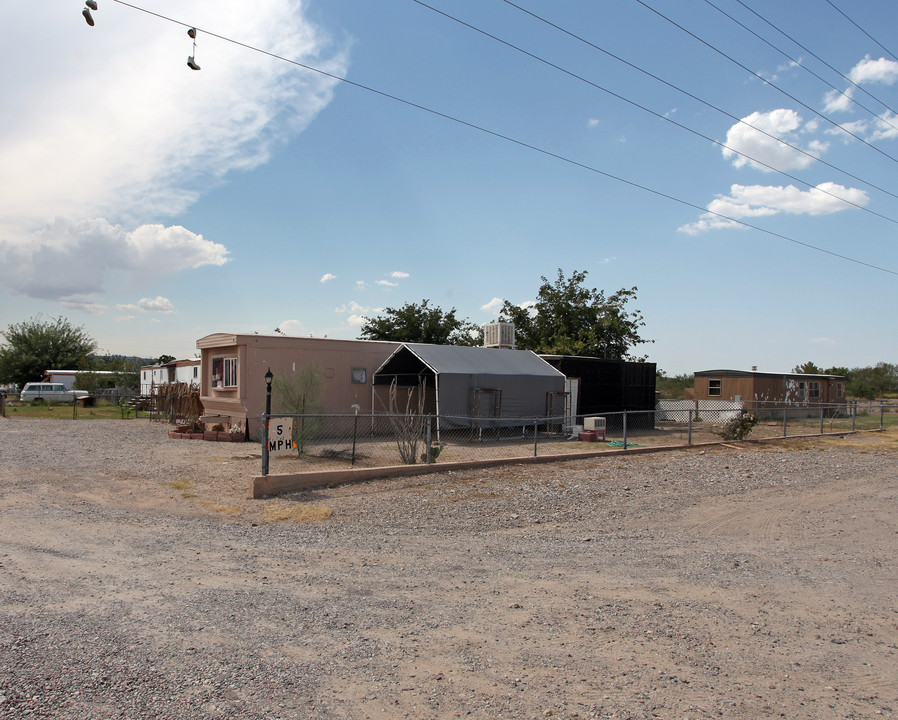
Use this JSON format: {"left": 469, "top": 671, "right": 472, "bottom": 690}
{"left": 2, "top": 0, "right": 897, "bottom": 374}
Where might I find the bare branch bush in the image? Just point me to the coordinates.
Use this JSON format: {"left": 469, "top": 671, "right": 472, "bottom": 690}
{"left": 388, "top": 377, "right": 427, "bottom": 464}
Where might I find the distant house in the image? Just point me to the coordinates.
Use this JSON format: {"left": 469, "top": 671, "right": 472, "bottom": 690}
{"left": 691, "top": 369, "right": 846, "bottom": 408}
{"left": 44, "top": 369, "right": 123, "bottom": 391}
{"left": 196, "top": 333, "right": 401, "bottom": 439}
{"left": 139, "top": 359, "right": 201, "bottom": 394}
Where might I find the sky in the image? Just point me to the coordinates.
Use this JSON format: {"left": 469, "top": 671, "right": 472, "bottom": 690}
{"left": 2, "top": 0, "right": 897, "bottom": 375}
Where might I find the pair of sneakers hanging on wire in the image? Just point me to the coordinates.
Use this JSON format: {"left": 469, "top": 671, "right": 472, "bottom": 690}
{"left": 81, "top": 3, "right": 200, "bottom": 72}
{"left": 187, "top": 27, "right": 201, "bottom": 70}
{"left": 82, "top": 0, "right": 97, "bottom": 26}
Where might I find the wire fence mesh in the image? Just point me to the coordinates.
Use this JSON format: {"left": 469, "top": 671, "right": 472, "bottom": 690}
{"left": 260, "top": 400, "right": 895, "bottom": 475}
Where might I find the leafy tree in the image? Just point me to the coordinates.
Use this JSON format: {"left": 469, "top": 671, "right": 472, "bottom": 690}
{"left": 0, "top": 316, "right": 97, "bottom": 388}
{"left": 273, "top": 364, "right": 324, "bottom": 457}
{"left": 155, "top": 354, "right": 176, "bottom": 365}
{"left": 847, "top": 362, "right": 898, "bottom": 399}
{"left": 656, "top": 370, "right": 694, "bottom": 399}
{"left": 793, "top": 361, "right": 823, "bottom": 374}
{"left": 499, "top": 269, "right": 651, "bottom": 360}
{"left": 359, "top": 299, "right": 481, "bottom": 345}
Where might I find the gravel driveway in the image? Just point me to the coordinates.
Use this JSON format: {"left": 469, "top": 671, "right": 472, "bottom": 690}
{"left": 1, "top": 418, "right": 897, "bottom": 719}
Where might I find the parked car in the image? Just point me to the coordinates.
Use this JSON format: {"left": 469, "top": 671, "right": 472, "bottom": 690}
{"left": 19, "top": 383, "right": 89, "bottom": 403}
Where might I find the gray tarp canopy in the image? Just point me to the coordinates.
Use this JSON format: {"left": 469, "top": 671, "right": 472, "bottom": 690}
{"left": 373, "top": 343, "right": 566, "bottom": 421}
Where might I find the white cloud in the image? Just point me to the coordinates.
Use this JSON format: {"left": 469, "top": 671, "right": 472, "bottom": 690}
{"left": 116, "top": 315, "right": 136, "bottom": 323}
{"left": 823, "top": 87, "right": 856, "bottom": 114}
{"left": 848, "top": 56, "right": 898, "bottom": 85}
{"left": 869, "top": 111, "right": 898, "bottom": 141}
{"left": 480, "top": 297, "right": 504, "bottom": 313}
{"left": 117, "top": 296, "right": 176, "bottom": 314}
{"left": 277, "top": 319, "right": 304, "bottom": 335}
{"left": 320, "top": 273, "right": 337, "bottom": 283}
{"left": 346, "top": 314, "right": 367, "bottom": 327}
{"left": 588, "top": 118, "right": 600, "bottom": 128}
{"left": 336, "top": 301, "right": 370, "bottom": 314}
{"left": 389, "top": 271, "right": 410, "bottom": 278}
{"left": 0, "top": 218, "right": 227, "bottom": 302}
{"left": 61, "top": 296, "right": 110, "bottom": 315}
{"left": 356, "top": 281, "right": 368, "bottom": 289}
{"left": 0, "top": 0, "right": 344, "bottom": 301}
{"left": 722, "top": 109, "right": 827, "bottom": 171}
{"left": 810, "top": 336, "right": 837, "bottom": 346}
{"left": 678, "top": 182, "right": 868, "bottom": 234}
{"left": 376, "top": 280, "right": 398, "bottom": 287}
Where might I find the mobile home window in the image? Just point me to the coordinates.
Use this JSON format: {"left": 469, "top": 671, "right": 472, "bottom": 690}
{"left": 211, "top": 357, "right": 238, "bottom": 388}
{"left": 351, "top": 367, "right": 367, "bottom": 384}
{"left": 808, "top": 381, "right": 820, "bottom": 398}
{"left": 836, "top": 383, "right": 844, "bottom": 398}
{"left": 708, "top": 379, "right": 721, "bottom": 396}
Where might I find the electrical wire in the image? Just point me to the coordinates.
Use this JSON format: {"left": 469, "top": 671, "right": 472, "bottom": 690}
{"left": 412, "top": 0, "right": 898, "bottom": 226}
{"left": 701, "top": 0, "right": 898, "bottom": 133}
{"left": 823, "top": 0, "right": 898, "bottom": 62}
{"left": 733, "top": 0, "right": 898, "bottom": 119}
{"left": 634, "top": 0, "right": 898, "bottom": 166}
{"left": 105, "top": 0, "right": 898, "bottom": 276}
{"left": 496, "top": 0, "right": 898, "bottom": 204}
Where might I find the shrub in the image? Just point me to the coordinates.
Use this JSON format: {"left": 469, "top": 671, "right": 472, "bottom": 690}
{"left": 719, "top": 412, "right": 759, "bottom": 441}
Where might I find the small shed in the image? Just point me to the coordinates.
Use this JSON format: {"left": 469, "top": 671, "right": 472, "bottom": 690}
{"left": 372, "top": 344, "right": 566, "bottom": 424}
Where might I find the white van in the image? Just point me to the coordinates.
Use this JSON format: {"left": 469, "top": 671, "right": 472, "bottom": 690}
{"left": 20, "top": 383, "right": 89, "bottom": 403}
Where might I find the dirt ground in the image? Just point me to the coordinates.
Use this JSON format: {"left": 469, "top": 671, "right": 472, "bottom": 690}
{"left": 1, "top": 419, "right": 897, "bottom": 719}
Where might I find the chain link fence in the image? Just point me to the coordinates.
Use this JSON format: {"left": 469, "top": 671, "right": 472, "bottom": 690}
{"left": 259, "top": 400, "right": 896, "bottom": 475}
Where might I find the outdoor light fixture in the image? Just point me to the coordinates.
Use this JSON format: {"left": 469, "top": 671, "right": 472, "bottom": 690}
{"left": 265, "top": 368, "right": 273, "bottom": 387}
{"left": 187, "top": 27, "right": 201, "bottom": 70}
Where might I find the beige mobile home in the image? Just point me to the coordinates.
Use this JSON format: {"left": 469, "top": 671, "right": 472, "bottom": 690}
{"left": 196, "top": 333, "right": 400, "bottom": 440}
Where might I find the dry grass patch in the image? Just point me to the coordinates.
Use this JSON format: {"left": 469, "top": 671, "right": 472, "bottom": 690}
{"left": 264, "top": 504, "right": 334, "bottom": 523}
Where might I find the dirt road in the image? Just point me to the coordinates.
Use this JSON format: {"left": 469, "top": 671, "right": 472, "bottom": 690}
{"left": 1, "top": 419, "right": 897, "bottom": 719}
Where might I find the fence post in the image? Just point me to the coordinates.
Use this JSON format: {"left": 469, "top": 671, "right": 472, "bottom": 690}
{"left": 881, "top": 402, "right": 885, "bottom": 430}
{"left": 687, "top": 408, "right": 693, "bottom": 445}
{"left": 783, "top": 407, "right": 787, "bottom": 438}
{"left": 851, "top": 402, "right": 856, "bottom": 432}
{"left": 425, "top": 417, "right": 432, "bottom": 464}
{"left": 351, "top": 413, "right": 359, "bottom": 466}
{"left": 622, "top": 410, "right": 628, "bottom": 449}
{"left": 533, "top": 419, "right": 538, "bottom": 457}
{"left": 261, "top": 414, "right": 270, "bottom": 476}
{"left": 819, "top": 406, "right": 825, "bottom": 435}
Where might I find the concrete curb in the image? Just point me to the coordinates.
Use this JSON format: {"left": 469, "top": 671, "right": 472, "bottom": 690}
{"left": 250, "top": 430, "right": 867, "bottom": 498}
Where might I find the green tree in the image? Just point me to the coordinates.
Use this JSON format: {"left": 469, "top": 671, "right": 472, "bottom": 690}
{"left": 155, "top": 354, "right": 176, "bottom": 365}
{"left": 359, "top": 299, "right": 481, "bottom": 345}
{"left": 793, "top": 361, "right": 823, "bottom": 374}
{"left": 847, "top": 362, "right": 898, "bottom": 399}
{"left": 273, "top": 365, "right": 324, "bottom": 457}
{"left": 0, "top": 316, "right": 98, "bottom": 388}
{"left": 499, "top": 269, "right": 651, "bottom": 359}
{"left": 656, "top": 370, "right": 694, "bottom": 399}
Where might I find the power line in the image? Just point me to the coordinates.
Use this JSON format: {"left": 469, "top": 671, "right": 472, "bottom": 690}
{"left": 496, "top": 0, "right": 898, "bottom": 204}
{"left": 412, "top": 0, "right": 898, "bottom": 226}
{"left": 733, "top": 0, "right": 898, "bottom": 119}
{"left": 702, "top": 0, "right": 898, "bottom": 133}
{"left": 823, "top": 0, "right": 898, "bottom": 62}
{"left": 105, "top": 0, "right": 897, "bottom": 276}
{"left": 633, "top": 0, "right": 898, "bottom": 167}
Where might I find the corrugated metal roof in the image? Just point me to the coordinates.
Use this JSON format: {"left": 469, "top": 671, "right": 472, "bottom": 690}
{"left": 397, "top": 344, "right": 565, "bottom": 377}
{"left": 694, "top": 369, "right": 846, "bottom": 379}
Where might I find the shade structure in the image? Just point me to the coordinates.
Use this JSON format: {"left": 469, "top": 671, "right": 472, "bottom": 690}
{"left": 373, "top": 344, "right": 565, "bottom": 425}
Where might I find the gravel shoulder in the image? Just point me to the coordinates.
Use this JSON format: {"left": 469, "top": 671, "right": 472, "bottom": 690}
{"left": 1, "top": 418, "right": 897, "bottom": 719}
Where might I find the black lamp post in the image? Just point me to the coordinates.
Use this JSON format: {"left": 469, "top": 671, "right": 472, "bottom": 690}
{"left": 262, "top": 367, "right": 273, "bottom": 476}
